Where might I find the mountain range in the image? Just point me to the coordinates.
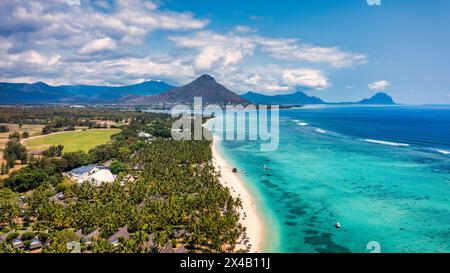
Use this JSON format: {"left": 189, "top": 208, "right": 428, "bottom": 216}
{"left": 241, "top": 91, "right": 325, "bottom": 105}
{"left": 0, "top": 74, "right": 396, "bottom": 105}
{"left": 0, "top": 81, "right": 175, "bottom": 104}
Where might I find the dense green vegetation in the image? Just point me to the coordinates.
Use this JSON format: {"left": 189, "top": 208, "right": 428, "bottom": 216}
{"left": 0, "top": 106, "right": 136, "bottom": 125}
{"left": 3, "top": 139, "right": 28, "bottom": 168}
{"left": 0, "top": 107, "right": 243, "bottom": 253}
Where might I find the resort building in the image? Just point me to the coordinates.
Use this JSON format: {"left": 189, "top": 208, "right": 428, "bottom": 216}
{"left": 159, "top": 242, "right": 173, "bottom": 253}
{"left": 75, "top": 228, "right": 99, "bottom": 247}
{"left": 48, "top": 192, "right": 65, "bottom": 202}
{"left": 108, "top": 227, "right": 130, "bottom": 247}
{"left": 29, "top": 239, "right": 43, "bottom": 250}
{"left": 0, "top": 230, "right": 15, "bottom": 243}
{"left": 137, "top": 131, "right": 152, "bottom": 139}
{"left": 12, "top": 238, "right": 24, "bottom": 249}
{"left": 66, "top": 164, "right": 116, "bottom": 186}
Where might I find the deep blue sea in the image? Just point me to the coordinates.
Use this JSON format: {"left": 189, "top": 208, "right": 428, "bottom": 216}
{"left": 212, "top": 105, "right": 450, "bottom": 253}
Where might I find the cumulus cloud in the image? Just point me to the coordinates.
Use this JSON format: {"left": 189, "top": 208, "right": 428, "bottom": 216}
{"left": 256, "top": 38, "right": 367, "bottom": 68}
{"left": 170, "top": 31, "right": 367, "bottom": 74}
{"left": 0, "top": 1, "right": 366, "bottom": 94}
{"left": 78, "top": 38, "right": 117, "bottom": 55}
{"left": 0, "top": 0, "right": 208, "bottom": 55}
{"left": 0, "top": 0, "right": 207, "bottom": 85}
{"left": 170, "top": 31, "right": 256, "bottom": 73}
{"left": 368, "top": 80, "right": 390, "bottom": 91}
{"left": 281, "top": 69, "right": 330, "bottom": 90}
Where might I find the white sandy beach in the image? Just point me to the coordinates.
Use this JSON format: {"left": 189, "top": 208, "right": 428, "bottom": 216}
{"left": 211, "top": 138, "right": 264, "bottom": 253}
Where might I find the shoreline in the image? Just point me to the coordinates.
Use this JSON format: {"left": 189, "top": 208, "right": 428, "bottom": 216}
{"left": 211, "top": 138, "right": 264, "bottom": 253}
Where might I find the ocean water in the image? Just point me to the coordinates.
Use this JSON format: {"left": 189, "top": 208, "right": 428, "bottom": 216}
{"left": 212, "top": 105, "right": 450, "bottom": 253}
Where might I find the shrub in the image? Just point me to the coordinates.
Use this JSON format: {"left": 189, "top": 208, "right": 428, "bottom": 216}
{"left": 21, "top": 232, "right": 36, "bottom": 241}
{"left": 6, "top": 232, "right": 19, "bottom": 242}
{"left": 109, "top": 160, "right": 126, "bottom": 175}
{"left": 8, "top": 132, "right": 21, "bottom": 140}
{"left": 38, "top": 233, "right": 50, "bottom": 243}
{"left": 3, "top": 139, "right": 28, "bottom": 168}
{"left": 23, "top": 240, "right": 31, "bottom": 249}
{"left": 5, "top": 169, "right": 49, "bottom": 192}
{"left": 55, "top": 179, "right": 76, "bottom": 192}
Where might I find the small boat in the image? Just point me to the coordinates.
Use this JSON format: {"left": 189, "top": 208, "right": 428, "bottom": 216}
{"left": 265, "top": 158, "right": 270, "bottom": 162}
{"left": 335, "top": 222, "right": 341, "bottom": 229}
{"left": 264, "top": 164, "right": 270, "bottom": 170}
{"left": 265, "top": 172, "right": 272, "bottom": 176}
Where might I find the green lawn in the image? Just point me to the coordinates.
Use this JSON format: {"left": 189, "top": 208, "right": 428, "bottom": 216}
{"left": 24, "top": 129, "right": 121, "bottom": 153}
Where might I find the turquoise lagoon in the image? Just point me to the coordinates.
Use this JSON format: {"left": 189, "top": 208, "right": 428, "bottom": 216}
{"left": 211, "top": 106, "right": 450, "bottom": 253}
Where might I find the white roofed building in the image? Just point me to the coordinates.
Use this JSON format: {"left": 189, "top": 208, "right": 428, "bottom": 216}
{"left": 67, "top": 164, "right": 117, "bottom": 186}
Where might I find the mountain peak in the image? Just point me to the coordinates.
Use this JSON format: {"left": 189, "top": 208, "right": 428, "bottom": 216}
{"left": 358, "top": 92, "right": 395, "bottom": 105}
{"left": 33, "top": 81, "right": 50, "bottom": 87}
{"left": 195, "top": 74, "right": 216, "bottom": 82}
{"left": 372, "top": 92, "right": 390, "bottom": 98}
{"left": 123, "top": 74, "right": 247, "bottom": 104}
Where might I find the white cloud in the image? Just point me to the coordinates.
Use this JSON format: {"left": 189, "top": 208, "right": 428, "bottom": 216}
{"left": 8, "top": 50, "right": 61, "bottom": 66}
{"left": 0, "top": 1, "right": 366, "bottom": 94}
{"left": 368, "top": 80, "right": 390, "bottom": 91}
{"left": 281, "top": 69, "right": 330, "bottom": 90}
{"left": 171, "top": 31, "right": 367, "bottom": 74}
{"left": 234, "top": 25, "right": 256, "bottom": 33}
{"left": 0, "top": 0, "right": 208, "bottom": 56}
{"left": 256, "top": 38, "right": 367, "bottom": 68}
{"left": 78, "top": 38, "right": 117, "bottom": 55}
{"left": 170, "top": 31, "right": 255, "bottom": 73}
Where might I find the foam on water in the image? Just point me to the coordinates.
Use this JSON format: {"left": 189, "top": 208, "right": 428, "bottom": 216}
{"left": 433, "top": 149, "right": 450, "bottom": 155}
{"left": 360, "top": 139, "right": 410, "bottom": 147}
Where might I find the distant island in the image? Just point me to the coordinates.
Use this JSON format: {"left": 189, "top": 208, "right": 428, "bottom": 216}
{"left": 0, "top": 74, "right": 396, "bottom": 106}
{"left": 241, "top": 91, "right": 396, "bottom": 106}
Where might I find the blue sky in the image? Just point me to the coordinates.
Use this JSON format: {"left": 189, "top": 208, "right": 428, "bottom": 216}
{"left": 1, "top": 0, "right": 449, "bottom": 104}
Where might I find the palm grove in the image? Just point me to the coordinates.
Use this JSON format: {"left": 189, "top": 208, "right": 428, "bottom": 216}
{"left": 0, "top": 107, "right": 244, "bottom": 253}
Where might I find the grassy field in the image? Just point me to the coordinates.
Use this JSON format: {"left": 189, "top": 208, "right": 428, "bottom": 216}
{"left": 24, "top": 129, "right": 121, "bottom": 153}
